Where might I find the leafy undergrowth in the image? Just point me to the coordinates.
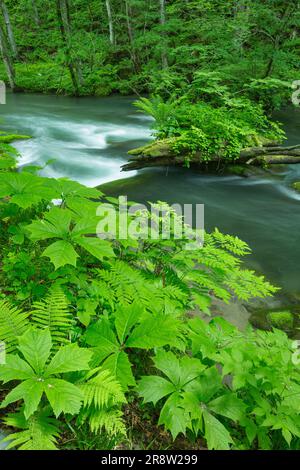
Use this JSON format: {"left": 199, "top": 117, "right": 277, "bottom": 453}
{"left": 0, "top": 135, "right": 299, "bottom": 451}
{"left": 133, "top": 72, "right": 288, "bottom": 165}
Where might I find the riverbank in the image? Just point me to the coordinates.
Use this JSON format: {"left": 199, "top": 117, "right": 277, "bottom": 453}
{"left": 1, "top": 92, "right": 300, "bottom": 307}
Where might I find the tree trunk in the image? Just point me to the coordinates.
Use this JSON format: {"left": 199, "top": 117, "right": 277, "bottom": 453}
{"left": 159, "top": 0, "right": 168, "bottom": 69}
{"left": 0, "top": 1, "right": 17, "bottom": 58}
{"left": 124, "top": 0, "right": 137, "bottom": 70}
{"left": 30, "top": 0, "right": 41, "bottom": 27}
{"left": 0, "top": 23, "right": 15, "bottom": 90}
{"left": 121, "top": 140, "right": 300, "bottom": 171}
{"left": 56, "top": 0, "right": 80, "bottom": 96}
{"left": 263, "top": 4, "right": 295, "bottom": 78}
{"left": 105, "top": 0, "right": 114, "bottom": 45}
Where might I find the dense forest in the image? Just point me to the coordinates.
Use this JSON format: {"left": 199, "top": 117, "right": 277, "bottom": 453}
{"left": 0, "top": 0, "right": 299, "bottom": 454}
{"left": 0, "top": 0, "right": 298, "bottom": 97}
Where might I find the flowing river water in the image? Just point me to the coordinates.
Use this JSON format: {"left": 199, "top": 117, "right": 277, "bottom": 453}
{"left": 1, "top": 93, "right": 300, "bottom": 297}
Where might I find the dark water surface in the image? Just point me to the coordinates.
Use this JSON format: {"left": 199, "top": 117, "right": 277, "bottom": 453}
{"left": 1, "top": 94, "right": 299, "bottom": 294}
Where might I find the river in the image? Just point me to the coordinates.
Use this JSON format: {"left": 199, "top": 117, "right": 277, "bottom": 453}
{"left": 1, "top": 93, "right": 299, "bottom": 295}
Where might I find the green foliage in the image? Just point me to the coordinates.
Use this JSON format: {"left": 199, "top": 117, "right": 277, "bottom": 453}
{"left": 245, "top": 78, "right": 293, "bottom": 113}
{"left": 0, "top": 0, "right": 297, "bottom": 451}
{"left": 2, "top": 408, "right": 60, "bottom": 450}
{"left": 135, "top": 92, "right": 285, "bottom": 163}
{"left": 138, "top": 317, "right": 300, "bottom": 450}
{"left": 0, "top": 328, "right": 90, "bottom": 418}
{"left": 0, "top": 300, "right": 30, "bottom": 353}
{"left": 85, "top": 302, "right": 183, "bottom": 390}
{"left": 30, "top": 287, "right": 73, "bottom": 346}
{"left": 0, "top": 135, "right": 295, "bottom": 451}
{"left": 0, "top": 0, "right": 298, "bottom": 99}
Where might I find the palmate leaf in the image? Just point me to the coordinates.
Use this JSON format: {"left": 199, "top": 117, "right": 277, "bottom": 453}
{"left": 44, "top": 378, "right": 83, "bottom": 417}
{"left": 203, "top": 409, "right": 233, "bottom": 450}
{"left": 158, "top": 393, "right": 189, "bottom": 440}
{"left": 152, "top": 350, "right": 205, "bottom": 388}
{"left": 85, "top": 317, "right": 119, "bottom": 358}
{"left": 0, "top": 173, "right": 56, "bottom": 208}
{"left": 2, "top": 408, "right": 60, "bottom": 450}
{"left": 18, "top": 328, "right": 52, "bottom": 375}
{"left": 50, "top": 178, "right": 102, "bottom": 203}
{"left": 75, "top": 237, "right": 115, "bottom": 261}
{"left": 0, "top": 328, "right": 92, "bottom": 419}
{"left": 0, "top": 300, "right": 30, "bottom": 353}
{"left": 42, "top": 240, "right": 79, "bottom": 269}
{"left": 126, "top": 314, "right": 182, "bottom": 349}
{"left": 208, "top": 393, "right": 247, "bottom": 422}
{"left": 86, "top": 320, "right": 136, "bottom": 389}
{"left": 0, "top": 355, "right": 34, "bottom": 383}
{"left": 138, "top": 351, "right": 208, "bottom": 440}
{"left": 28, "top": 207, "right": 73, "bottom": 241}
{"left": 138, "top": 376, "right": 176, "bottom": 405}
{"left": 114, "top": 303, "right": 140, "bottom": 344}
{"left": 86, "top": 308, "right": 182, "bottom": 389}
{"left": 45, "top": 344, "right": 92, "bottom": 376}
{"left": 185, "top": 366, "right": 223, "bottom": 403}
{"left": 103, "top": 350, "right": 136, "bottom": 389}
{"left": 1, "top": 379, "right": 45, "bottom": 419}
{"left": 28, "top": 205, "right": 115, "bottom": 269}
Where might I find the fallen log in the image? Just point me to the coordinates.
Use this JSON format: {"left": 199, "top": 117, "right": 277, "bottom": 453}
{"left": 122, "top": 139, "right": 300, "bottom": 171}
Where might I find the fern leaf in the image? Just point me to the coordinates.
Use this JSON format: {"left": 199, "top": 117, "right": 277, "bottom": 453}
{"left": 2, "top": 408, "right": 60, "bottom": 450}
{"left": 83, "top": 408, "right": 126, "bottom": 436}
{"left": 80, "top": 368, "right": 126, "bottom": 409}
{"left": 30, "top": 288, "right": 72, "bottom": 347}
{"left": 0, "top": 300, "right": 29, "bottom": 353}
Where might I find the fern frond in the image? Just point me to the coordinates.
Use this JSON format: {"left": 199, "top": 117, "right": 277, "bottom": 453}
{"left": 80, "top": 368, "right": 126, "bottom": 409}
{"left": 83, "top": 408, "right": 126, "bottom": 436}
{"left": 0, "top": 300, "right": 29, "bottom": 353}
{"left": 96, "top": 260, "right": 166, "bottom": 311}
{"left": 30, "top": 287, "right": 72, "bottom": 347}
{"left": 2, "top": 408, "right": 60, "bottom": 450}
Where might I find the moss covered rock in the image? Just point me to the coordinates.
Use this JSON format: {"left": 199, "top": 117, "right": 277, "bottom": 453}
{"left": 292, "top": 182, "right": 300, "bottom": 193}
{"left": 267, "top": 310, "right": 294, "bottom": 330}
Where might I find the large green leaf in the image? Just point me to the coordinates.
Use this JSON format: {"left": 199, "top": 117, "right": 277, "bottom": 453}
{"left": 28, "top": 207, "right": 73, "bottom": 241}
{"left": 158, "top": 393, "right": 188, "bottom": 440}
{"left": 44, "top": 378, "right": 83, "bottom": 417}
{"left": 114, "top": 303, "right": 140, "bottom": 344}
{"left": 152, "top": 350, "right": 182, "bottom": 385}
{"left": 103, "top": 350, "right": 136, "bottom": 389}
{"left": 138, "top": 376, "right": 176, "bottom": 405}
{"left": 186, "top": 366, "right": 222, "bottom": 402}
{"left": 85, "top": 318, "right": 119, "bottom": 353}
{"left": 1, "top": 379, "right": 44, "bottom": 419}
{"left": 0, "top": 355, "right": 34, "bottom": 383}
{"left": 76, "top": 237, "right": 115, "bottom": 261}
{"left": 126, "top": 314, "right": 181, "bottom": 349}
{"left": 45, "top": 344, "right": 92, "bottom": 376}
{"left": 50, "top": 178, "right": 102, "bottom": 202}
{"left": 0, "top": 173, "right": 56, "bottom": 208}
{"left": 42, "top": 240, "right": 79, "bottom": 269}
{"left": 203, "top": 409, "right": 233, "bottom": 450}
{"left": 208, "top": 393, "right": 247, "bottom": 422}
{"left": 18, "top": 328, "right": 52, "bottom": 375}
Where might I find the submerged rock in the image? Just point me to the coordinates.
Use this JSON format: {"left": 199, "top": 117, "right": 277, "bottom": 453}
{"left": 292, "top": 182, "right": 300, "bottom": 193}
